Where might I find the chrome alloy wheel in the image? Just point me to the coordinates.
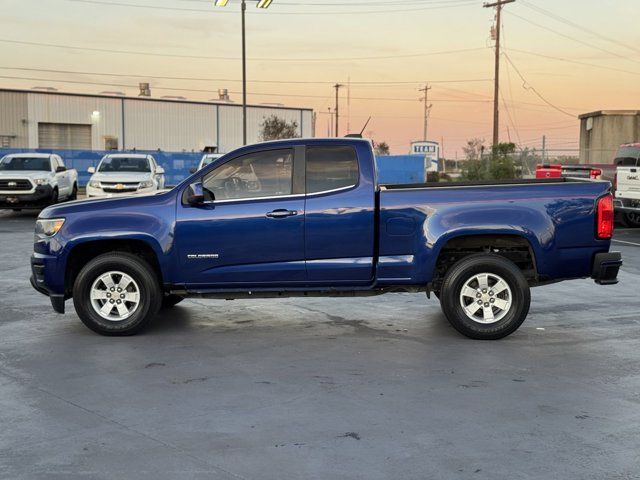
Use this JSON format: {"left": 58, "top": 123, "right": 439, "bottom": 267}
{"left": 459, "top": 272, "right": 512, "bottom": 324}
{"left": 90, "top": 271, "right": 141, "bottom": 322}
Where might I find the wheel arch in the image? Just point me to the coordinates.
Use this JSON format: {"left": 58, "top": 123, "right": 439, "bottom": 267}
{"left": 64, "top": 237, "right": 164, "bottom": 295}
{"left": 431, "top": 233, "right": 539, "bottom": 291}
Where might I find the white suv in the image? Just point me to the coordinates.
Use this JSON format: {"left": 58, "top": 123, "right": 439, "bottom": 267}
{"left": 87, "top": 154, "right": 165, "bottom": 198}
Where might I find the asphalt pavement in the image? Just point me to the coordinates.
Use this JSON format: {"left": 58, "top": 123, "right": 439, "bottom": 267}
{"left": 1, "top": 209, "right": 639, "bottom": 479}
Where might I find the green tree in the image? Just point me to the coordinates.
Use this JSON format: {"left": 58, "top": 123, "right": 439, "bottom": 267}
{"left": 460, "top": 140, "right": 519, "bottom": 181}
{"left": 373, "top": 141, "right": 390, "bottom": 156}
{"left": 489, "top": 142, "right": 517, "bottom": 179}
{"left": 259, "top": 115, "right": 299, "bottom": 141}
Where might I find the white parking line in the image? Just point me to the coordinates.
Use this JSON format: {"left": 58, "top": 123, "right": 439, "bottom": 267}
{"left": 612, "top": 239, "right": 640, "bottom": 247}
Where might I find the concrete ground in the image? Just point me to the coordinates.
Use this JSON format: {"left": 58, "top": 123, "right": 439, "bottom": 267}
{"left": 1, "top": 209, "right": 639, "bottom": 480}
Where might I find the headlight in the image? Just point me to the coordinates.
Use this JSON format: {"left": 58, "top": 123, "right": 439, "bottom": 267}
{"left": 34, "top": 178, "right": 49, "bottom": 185}
{"left": 35, "top": 218, "right": 65, "bottom": 237}
{"left": 89, "top": 180, "right": 101, "bottom": 188}
{"left": 139, "top": 181, "right": 154, "bottom": 189}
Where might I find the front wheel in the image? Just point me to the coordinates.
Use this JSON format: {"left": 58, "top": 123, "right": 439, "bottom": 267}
{"left": 439, "top": 254, "right": 530, "bottom": 340}
{"left": 50, "top": 188, "right": 58, "bottom": 206}
{"left": 72, "top": 252, "right": 162, "bottom": 335}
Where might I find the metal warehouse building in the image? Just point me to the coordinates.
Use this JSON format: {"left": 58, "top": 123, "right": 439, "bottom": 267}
{"left": 0, "top": 88, "right": 314, "bottom": 153}
{"left": 579, "top": 110, "right": 640, "bottom": 164}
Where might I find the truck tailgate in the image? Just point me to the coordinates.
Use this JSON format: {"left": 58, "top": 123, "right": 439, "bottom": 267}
{"left": 615, "top": 167, "right": 640, "bottom": 200}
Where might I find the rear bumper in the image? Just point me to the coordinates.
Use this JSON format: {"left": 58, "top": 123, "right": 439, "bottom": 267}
{"left": 0, "top": 185, "right": 54, "bottom": 209}
{"left": 614, "top": 197, "right": 640, "bottom": 213}
{"left": 591, "top": 252, "right": 622, "bottom": 285}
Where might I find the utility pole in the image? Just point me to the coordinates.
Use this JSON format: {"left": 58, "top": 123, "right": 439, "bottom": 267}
{"left": 334, "top": 83, "right": 343, "bottom": 137}
{"left": 419, "top": 84, "right": 432, "bottom": 141}
{"left": 484, "top": 0, "right": 515, "bottom": 150}
{"left": 542, "top": 135, "right": 547, "bottom": 162}
{"left": 241, "top": 0, "right": 247, "bottom": 145}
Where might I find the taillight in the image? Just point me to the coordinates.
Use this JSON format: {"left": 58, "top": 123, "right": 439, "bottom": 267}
{"left": 590, "top": 168, "right": 602, "bottom": 180}
{"left": 596, "top": 194, "right": 614, "bottom": 239}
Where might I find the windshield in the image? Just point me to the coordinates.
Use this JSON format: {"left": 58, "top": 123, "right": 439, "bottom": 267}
{"left": 98, "top": 157, "right": 150, "bottom": 173}
{"left": 614, "top": 146, "right": 640, "bottom": 165}
{"left": 0, "top": 156, "right": 51, "bottom": 171}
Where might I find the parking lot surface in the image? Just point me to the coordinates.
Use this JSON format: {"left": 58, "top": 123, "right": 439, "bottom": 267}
{"left": 1, "top": 209, "right": 639, "bottom": 479}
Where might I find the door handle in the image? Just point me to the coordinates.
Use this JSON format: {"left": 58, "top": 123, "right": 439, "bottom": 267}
{"left": 266, "top": 209, "right": 298, "bottom": 218}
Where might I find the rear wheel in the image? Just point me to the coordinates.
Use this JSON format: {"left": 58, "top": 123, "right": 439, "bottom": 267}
{"left": 69, "top": 183, "right": 78, "bottom": 201}
{"left": 72, "top": 252, "right": 162, "bottom": 335}
{"left": 623, "top": 212, "right": 640, "bottom": 228}
{"left": 439, "top": 254, "right": 530, "bottom": 340}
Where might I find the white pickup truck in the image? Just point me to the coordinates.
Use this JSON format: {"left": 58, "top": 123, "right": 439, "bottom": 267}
{"left": 86, "top": 153, "right": 165, "bottom": 198}
{"left": 0, "top": 153, "right": 78, "bottom": 211}
{"left": 613, "top": 143, "right": 640, "bottom": 226}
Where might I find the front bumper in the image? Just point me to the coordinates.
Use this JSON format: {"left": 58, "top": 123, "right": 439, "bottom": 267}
{"left": 0, "top": 185, "right": 54, "bottom": 209}
{"left": 591, "top": 252, "right": 622, "bottom": 285}
{"left": 30, "top": 255, "right": 66, "bottom": 313}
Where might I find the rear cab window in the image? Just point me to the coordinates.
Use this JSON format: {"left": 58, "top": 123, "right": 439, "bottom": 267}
{"left": 306, "top": 146, "right": 359, "bottom": 194}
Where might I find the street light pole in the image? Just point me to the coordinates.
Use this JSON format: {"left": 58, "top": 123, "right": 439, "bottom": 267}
{"left": 215, "top": 0, "right": 274, "bottom": 146}
{"left": 241, "top": 0, "right": 247, "bottom": 145}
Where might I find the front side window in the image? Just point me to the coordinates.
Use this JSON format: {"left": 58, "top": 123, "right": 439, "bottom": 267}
{"left": 203, "top": 149, "right": 293, "bottom": 201}
{"left": 0, "top": 156, "right": 51, "bottom": 171}
{"left": 306, "top": 146, "right": 359, "bottom": 194}
{"left": 98, "top": 157, "right": 151, "bottom": 173}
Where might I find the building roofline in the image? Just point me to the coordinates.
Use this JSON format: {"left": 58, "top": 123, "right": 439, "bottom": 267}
{"left": 0, "top": 87, "right": 314, "bottom": 112}
{"left": 579, "top": 110, "right": 640, "bottom": 119}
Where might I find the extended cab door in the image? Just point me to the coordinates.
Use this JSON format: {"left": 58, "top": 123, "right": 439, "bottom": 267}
{"left": 304, "top": 144, "right": 376, "bottom": 284}
{"left": 176, "top": 147, "right": 306, "bottom": 288}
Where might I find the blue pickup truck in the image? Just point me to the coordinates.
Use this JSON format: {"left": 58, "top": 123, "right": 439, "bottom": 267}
{"left": 30, "top": 138, "right": 621, "bottom": 339}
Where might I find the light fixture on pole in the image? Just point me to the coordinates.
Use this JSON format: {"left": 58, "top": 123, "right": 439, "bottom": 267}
{"left": 215, "top": 0, "right": 274, "bottom": 146}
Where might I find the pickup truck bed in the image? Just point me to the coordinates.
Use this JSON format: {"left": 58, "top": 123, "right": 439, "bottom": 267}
{"left": 31, "top": 138, "right": 621, "bottom": 340}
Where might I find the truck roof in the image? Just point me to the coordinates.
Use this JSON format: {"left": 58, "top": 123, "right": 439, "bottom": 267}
{"left": 102, "top": 153, "right": 152, "bottom": 159}
{"left": 2, "top": 153, "right": 53, "bottom": 159}
{"left": 620, "top": 143, "right": 640, "bottom": 148}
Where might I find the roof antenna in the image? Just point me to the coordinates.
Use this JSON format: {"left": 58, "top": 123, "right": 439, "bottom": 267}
{"left": 345, "top": 116, "right": 371, "bottom": 138}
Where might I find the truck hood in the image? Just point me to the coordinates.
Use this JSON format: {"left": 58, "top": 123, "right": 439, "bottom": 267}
{"left": 0, "top": 170, "right": 51, "bottom": 180}
{"left": 90, "top": 172, "right": 153, "bottom": 183}
{"left": 40, "top": 188, "right": 173, "bottom": 218}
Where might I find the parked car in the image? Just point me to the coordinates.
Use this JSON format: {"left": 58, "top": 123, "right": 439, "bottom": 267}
{"left": 31, "top": 138, "right": 620, "bottom": 339}
{"left": 190, "top": 153, "right": 224, "bottom": 174}
{"left": 0, "top": 153, "right": 78, "bottom": 210}
{"left": 535, "top": 164, "right": 603, "bottom": 180}
{"left": 86, "top": 154, "right": 165, "bottom": 198}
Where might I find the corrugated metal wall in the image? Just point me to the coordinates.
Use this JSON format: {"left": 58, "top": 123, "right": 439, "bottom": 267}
{"left": 0, "top": 91, "right": 28, "bottom": 147}
{"left": 0, "top": 90, "right": 313, "bottom": 153}
{"left": 27, "top": 93, "right": 123, "bottom": 150}
{"left": 123, "top": 99, "right": 217, "bottom": 152}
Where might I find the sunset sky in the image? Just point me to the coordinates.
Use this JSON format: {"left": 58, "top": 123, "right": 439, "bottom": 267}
{"left": 1, "top": 0, "right": 639, "bottom": 157}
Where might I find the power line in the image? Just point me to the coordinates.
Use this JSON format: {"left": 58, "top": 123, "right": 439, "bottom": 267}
{"left": 505, "top": 10, "right": 640, "bottom": 67}
{"left": 519, "top": 0, "right": 640, "bottom": 55}
{"left": 67, "top": 0, "right": 481, "bottom": 15}
{"left": 0, "top": 65, "right": 492, "bottom": 86}
{"left": 0, "top": 37, "right": 488, "bottom": 62}
{"left": 506, "top": 47, "right": 640, "bottom": 77}
{"left": 502, "top": 53, "right": 576, "bottom": 118}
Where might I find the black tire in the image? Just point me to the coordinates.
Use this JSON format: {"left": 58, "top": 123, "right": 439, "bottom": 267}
{"left": 12, "top": 208, "right": 22, "bottom": 212}
{"left": 623, "top": 212, "right": 640, "bottom": 228}
{"left": 72, "top": 252, "right": 162, "bottom": 336}
{"left": 50, "top": 188, "right": 59, "bottom": 206}
{"left": 439, "top": 253, "right": 530, "bottom": 340}
{"left": 69, "top": 183, "right": 78, "bottom": 201}
{"left": 161, "top": 294, "right": 184, "bottom": 309}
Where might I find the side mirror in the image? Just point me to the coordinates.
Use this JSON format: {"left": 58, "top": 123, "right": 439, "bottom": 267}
{"left": 88, "top": 167, "right": 96, "bottom": 174}
{"left": 187, "top": 182, "right": 205, "bottom": 205}
{"left": 189, "top": 167, "right": 197, "bottom": 174}
{"left": 56, "top": 166, "right": 67, "bottom": 173}
{"left": 156, "top": 166, "right": 165, "bottom": 175}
